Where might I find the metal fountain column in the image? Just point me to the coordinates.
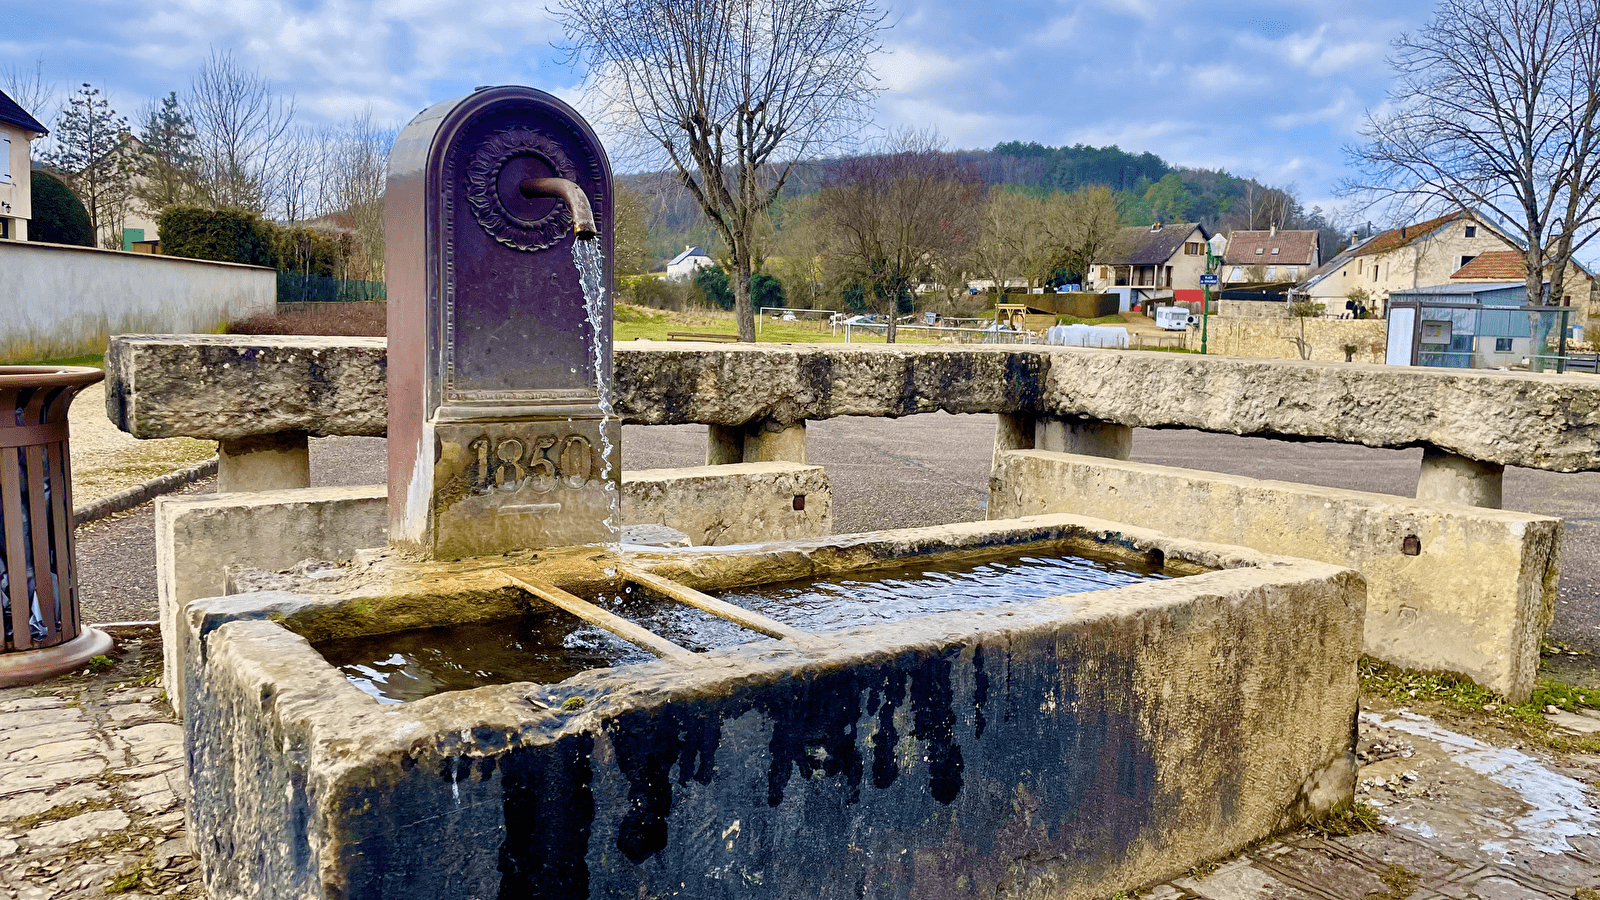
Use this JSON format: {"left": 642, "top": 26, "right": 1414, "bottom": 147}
{"left": 384, "top": 85, "right": 617, "bottom": 559}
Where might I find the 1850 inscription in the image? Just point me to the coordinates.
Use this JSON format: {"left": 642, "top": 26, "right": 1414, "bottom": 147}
{"left": 467, "top": 432, "right": 598, "bottom": 494}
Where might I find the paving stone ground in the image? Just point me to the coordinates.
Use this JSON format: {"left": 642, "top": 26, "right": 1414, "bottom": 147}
{"left": 0, "top": 627, "right": 199, "bottom": 900}
{"left": 2, "top": 627, "right": 1596, "bottom": 899}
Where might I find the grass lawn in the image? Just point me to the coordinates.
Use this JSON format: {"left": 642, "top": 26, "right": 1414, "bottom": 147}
{"left": 11, "top": 352, "right": 106, "bottom": 369}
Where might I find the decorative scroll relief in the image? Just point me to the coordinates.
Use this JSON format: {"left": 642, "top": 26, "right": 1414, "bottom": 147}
{"left": 468, "top": 433, "right": 599, "bottom": 495}
{"left": 464, "top": 127, "right": 581, "bottom": 253}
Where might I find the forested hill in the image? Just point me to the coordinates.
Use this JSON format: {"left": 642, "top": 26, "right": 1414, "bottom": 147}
{"left": 625, "top": 141, "right": 1342, "bottom": 269}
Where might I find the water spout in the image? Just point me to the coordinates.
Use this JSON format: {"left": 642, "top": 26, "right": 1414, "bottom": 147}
{"left": 520, "top": 177, "right": 598, "bottom": 239}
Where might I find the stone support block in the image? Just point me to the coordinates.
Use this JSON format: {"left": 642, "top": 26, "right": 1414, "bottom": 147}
{"left": 1417, "top": 447, "right": 1505, "bottom": 508}
{"left": 216, "top": 432, "right": 310, "bottom": 493}
{"left": 1035, "top": 417, "right": 1133, "bottom": 459}
{"left": 742, "top": 420, "right": 807, "bottom": 463}
{"left": 990, "top": 450, "right": 1560, "bottom": 700}
{"left": 705, "top": 424, "right": 744, "bottom": 465}
{"left": 992, "top": 412, "right": 1035, "bottom": 474}
{"left": 156, "top": 486, "right": 388, "bottom": 714}
{"left": 622, "top": 462, "right": 829, "bottom": 546}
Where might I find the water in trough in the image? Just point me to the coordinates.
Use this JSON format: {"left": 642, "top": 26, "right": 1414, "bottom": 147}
{"left": 315, "top": 548, "right": 1172, "bottom": 703}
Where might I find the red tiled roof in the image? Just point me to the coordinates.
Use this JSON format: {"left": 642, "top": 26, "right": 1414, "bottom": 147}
{"left": 1221, "top": 230, "right": 1318, "bottom": 266}
{"left": 1451, "top": 250, "right": 1527, "bottom": 280}
{"left": 1351, "top": 212, "right": 1464, "bottom": 257}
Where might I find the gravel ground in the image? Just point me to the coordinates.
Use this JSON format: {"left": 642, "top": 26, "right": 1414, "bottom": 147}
{"left": 66, "top": 384, "right": 214, "bottom": 508}
{"left": 74, "top": 413, "right": 1600, "bottom": 654}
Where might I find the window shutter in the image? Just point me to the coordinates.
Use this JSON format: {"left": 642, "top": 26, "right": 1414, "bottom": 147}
{"left": 1, "top": 136, "right": 10, "bottom": 183}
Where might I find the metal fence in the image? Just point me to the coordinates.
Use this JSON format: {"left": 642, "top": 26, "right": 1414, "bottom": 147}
{"left": 276, "top": 272, "right": 388, "bottom": 304}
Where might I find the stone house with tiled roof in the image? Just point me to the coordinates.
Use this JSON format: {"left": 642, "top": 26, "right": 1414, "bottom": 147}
{"left": 1085, "top": 222, "right": 1210, "bottom": 306}
{"left": 1450, "top": 250, "right": 1597, "bottom": 326}
{"left": 1299, "top": 211, "right": 1522, "bottom": 316}
{"left": 0, "top": 88, "right": 49, "bottom": 241}
{"left": 1219, "top": 227, "right": 1319, "bottom": 286}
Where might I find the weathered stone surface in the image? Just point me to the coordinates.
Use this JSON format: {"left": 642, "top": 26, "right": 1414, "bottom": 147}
{"left": 106, "top": 336, "right": 1600, "bottom": 471}
{"left": 990, "top": 450, "right": 1561, "bottom": 700}
{"left": 23, "top": 810, "right": 130, "bottom": 849}
{"left": 622, "top": 461, "right": 830, "bottom": 546}
{"left": 180, "top": 514, "right": 1364, "bottom": 900}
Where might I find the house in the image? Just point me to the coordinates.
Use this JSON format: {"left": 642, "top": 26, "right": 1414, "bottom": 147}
{"left": 666, "top": 245, "right": 715, "bottom": 280}
{"left": 0, "top": 89, "right": 49, "bottom": 241}
{"left": 1084, "top": 222, "right": 1210, "bottom": 308}
{"left": 1298, "top": 211, "right": 1514, "bottom": 315}
{"left": 1219, "top": 226, "right": 1319, "bottom": 286}
{"left": 1447, "top": 249, "right": 1596, "bottom": 326}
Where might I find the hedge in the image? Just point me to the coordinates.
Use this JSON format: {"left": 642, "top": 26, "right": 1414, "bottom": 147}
{"left": 157, "top": 205, "right": 277, "bottom": 267}
{"left": 28, "top": 172, "right": 94, "bottom": 247}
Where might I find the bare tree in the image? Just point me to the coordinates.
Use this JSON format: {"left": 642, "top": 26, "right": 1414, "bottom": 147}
{"left": 42, "top": 83, "right": 133, "bottom": 248}
{"left": 2, "top": 57, "right": 58, "bottom": 131}
{"left": 1347, "top": 0, "right": 1600, "bottom": 319}
{"left": 327, "top": 109, "right": 391, "bottom": 280}
{"left": 557, "top": 0, "right": 887, "bottom": 340}
{"left": 188, "top": 49, "right": 295, "bottom": 213}
{"left": 817, "top": 129, "right": 982, "bottom": 341}
{"left": 1049, "top": 185, "right": 1125, "bottom": 284}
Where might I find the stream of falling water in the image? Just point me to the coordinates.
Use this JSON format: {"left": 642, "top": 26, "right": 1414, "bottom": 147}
{"left": 573, "top": 238, "right": 620, "bottom": 542}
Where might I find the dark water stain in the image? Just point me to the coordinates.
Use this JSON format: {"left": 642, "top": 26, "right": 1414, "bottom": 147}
{"left": 496, "top": 733, "right": 596, "bottom": 900}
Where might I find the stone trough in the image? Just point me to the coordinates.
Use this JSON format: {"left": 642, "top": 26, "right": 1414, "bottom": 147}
{"left": 179, "top": 514, "right": 1363, "bottom": 900}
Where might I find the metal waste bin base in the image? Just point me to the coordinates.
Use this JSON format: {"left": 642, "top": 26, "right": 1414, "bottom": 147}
{"left": 0, "top": 626, "right": 112, "bottom": 688}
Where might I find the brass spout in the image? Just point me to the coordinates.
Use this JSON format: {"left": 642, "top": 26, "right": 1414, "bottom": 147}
{"left": 520, "top": 177, "right": 598, "bottom": 239}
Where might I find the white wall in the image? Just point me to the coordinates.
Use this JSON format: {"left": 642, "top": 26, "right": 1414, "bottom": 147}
{"left": 0, "top": 241, "right": 275, "bottom": 363}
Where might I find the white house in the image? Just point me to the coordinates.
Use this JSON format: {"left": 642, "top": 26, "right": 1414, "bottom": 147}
{"left": 0, "top": 89, "right": 49, "bottom": 241}
{"left": 666, "top": 245, "right": 714, "bottom": 280}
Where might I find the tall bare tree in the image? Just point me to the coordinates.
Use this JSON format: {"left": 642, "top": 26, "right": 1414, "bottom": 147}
{"left": 818, "top": 129, "right": 982, "bottom": 341}
{"left": 1348, "top": 0, "right": 1600, "bottom": 316}
{"left": 2, "top": 57, "right": 58, "bottom": 132}
{"left": 558, "top": 0, "right": 887, "bottom": 340}
{"left": 188, "top": 49, "right": 294, "bottom": 214}
{"left": 42, "top": 83, "right": 132, "bottom": 248}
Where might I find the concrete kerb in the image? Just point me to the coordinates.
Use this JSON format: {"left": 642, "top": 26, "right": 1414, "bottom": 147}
{"left": 178, "top": 514, "right": 1366, "bottom": 900}
{"left": 73, "top": 456, "right": 218, "bottom": 526}
{"left": 990, "top": 449, "right": 1561, "bottom": 701}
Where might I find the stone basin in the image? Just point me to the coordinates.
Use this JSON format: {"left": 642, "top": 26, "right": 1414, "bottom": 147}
{"left": 179, "top": 514, "right": 1364, "bottom": 900}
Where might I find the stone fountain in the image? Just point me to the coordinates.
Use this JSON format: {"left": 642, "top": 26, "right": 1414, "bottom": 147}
{"left": 138, "top": 87, "right": 1365, "bottom": 900}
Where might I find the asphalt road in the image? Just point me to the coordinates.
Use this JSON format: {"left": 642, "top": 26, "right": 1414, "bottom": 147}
{"left": 75, "top": 414, "right": 1600, "bottom": 653}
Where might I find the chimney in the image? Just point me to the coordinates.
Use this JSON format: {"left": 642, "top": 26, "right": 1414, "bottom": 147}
{"left": 1270, "top": 223, "right": 1277, "bottom": 237}
{"left": 1401, "top": 225, "right": 1408, "bottom": 239}
{"left": 1350, "top": 231, "right": 1359, "bottom": 245}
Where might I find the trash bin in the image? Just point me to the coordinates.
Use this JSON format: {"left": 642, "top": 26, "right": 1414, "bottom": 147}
{"left": 0, "top": 366, "right": 112, "bottom": 687}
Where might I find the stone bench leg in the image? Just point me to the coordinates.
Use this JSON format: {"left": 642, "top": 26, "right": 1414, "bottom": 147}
{"left": 1035, "top": 417, "right": 1133, "bottom": 460}
{"left": 1416, "top": 447, "right": 1503, "bottom": 508}
{"left": 707, "top": 422, "right": 809, "bottom": 465}
{"left": 217, "top": 431, "right": 311, "bottom": 492}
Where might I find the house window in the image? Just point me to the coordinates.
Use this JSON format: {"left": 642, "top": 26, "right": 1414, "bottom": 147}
{"left": 1495, "top": 338, "right": 1513, "bottom": 352}
{"left": 1372, "top": 265, "right": 1379, "bottom": 282}
{"left": 0, "top": 136, "right": 9, "bottom": 183}
{"left": 1271, "top": 247, "right": 1280, "bottom": 255}
{"left": 1465, "top": 225, "right": 1477, "bottom": 237}
{"left": 1287, "top": 266, "right": 1299, "bottom": 279}
{"left": 1460, "top": 255, "right": 1476, "bottom": 269}
{"left": 0, "top": 218, "right": 9, "bottom": 240}
{"left": 1185, "top": 241, "right": 1202, "bottom": 255}
{"left": 1254, "top": 247, "right": 1264, "bottom": 255}
{"left": 1229, "top": 266, "right": 1243, "bottom": 281}
{"left": 1266, "top": 266, "right": 1277, "bottom": 279}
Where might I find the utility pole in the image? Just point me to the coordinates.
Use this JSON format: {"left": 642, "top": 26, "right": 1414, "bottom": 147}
{"left": 1200, "top": 244, "right": 1219, "bottom": 354}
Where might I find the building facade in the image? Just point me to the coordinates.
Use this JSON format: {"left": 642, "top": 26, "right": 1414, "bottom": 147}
{"left": 1085, "top": 222, "right": 1210, "bottom": 307}
{"left": 0, "top": 90, "right": 49, "bottom": 241}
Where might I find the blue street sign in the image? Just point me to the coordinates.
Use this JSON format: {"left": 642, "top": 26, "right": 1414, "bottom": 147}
{"left": 1199, "top": 274, "right": 1219, "bottom": 286}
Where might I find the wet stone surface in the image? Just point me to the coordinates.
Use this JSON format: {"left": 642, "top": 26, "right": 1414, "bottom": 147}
{"left": 0, "top": 626, "right": 200, "bottom": 900}
{"left": 3, "top": 627, "right": 1598, "bottom": 899}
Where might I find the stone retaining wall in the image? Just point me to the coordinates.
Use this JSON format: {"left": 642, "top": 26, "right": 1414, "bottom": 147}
{"left": 1188, "top": 316, "right": 1388, "bottom": 364}
{"left": 989, "top": 450, "right": 1560, "bottom": 700}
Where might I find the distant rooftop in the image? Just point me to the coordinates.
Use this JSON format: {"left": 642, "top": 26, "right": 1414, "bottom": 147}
{"left": 1451, "top": 251, "right": 1525, "bottom": 281}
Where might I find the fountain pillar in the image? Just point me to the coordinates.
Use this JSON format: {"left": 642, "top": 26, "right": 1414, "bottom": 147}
{"left": 384, "top": 86, "right": 616, "bottom": 558}
{"left": 1036, "top": 417, "right": 1133, "bottom": 459}
{"left": 1416, "top": 446, "right": 1503, "bottom": 508}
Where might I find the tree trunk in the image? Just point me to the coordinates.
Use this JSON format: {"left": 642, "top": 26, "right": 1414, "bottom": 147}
{"left": 732, "top": 240, "right": 756, "bottom": 342}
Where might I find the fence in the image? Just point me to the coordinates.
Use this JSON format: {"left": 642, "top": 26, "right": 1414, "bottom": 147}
{"left": 757, "top": 307, "right": 836, "bottom": 333}
{"left": 276, "top": 272, "right": 387, "bottom": 304}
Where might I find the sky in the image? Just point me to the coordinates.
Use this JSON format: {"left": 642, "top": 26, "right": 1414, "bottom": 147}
{"left": 5, "top": 0, "right": 1437, "bottom": 213}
